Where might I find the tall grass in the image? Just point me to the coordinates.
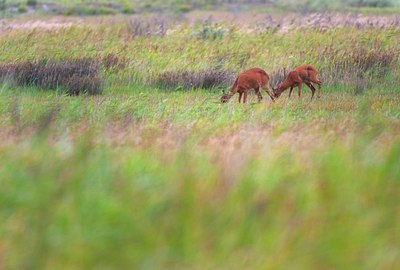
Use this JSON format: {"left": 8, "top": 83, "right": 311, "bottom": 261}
{"left": 0, "top": 20, "right": 398, "bottom": 92}
{"left": 152, "top": 69, "right": 235, "bottom": 90}
{"left": 0, "top": 15, "right": 399, "bottom": 270}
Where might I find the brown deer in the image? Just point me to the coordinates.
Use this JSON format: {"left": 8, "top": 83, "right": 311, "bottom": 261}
{"left": 221, "top": 67, "right": 275, "bottom": 104}
{"left": 273, "top": 65, "right": 322, "bottom": 100}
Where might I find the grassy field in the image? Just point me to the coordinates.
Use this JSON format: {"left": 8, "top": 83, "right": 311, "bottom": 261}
{"left": 0, "top": 14, "right": 400, "bottom": 269}
{"left": 2, "top": 0, "right": 400, "bottom": 15}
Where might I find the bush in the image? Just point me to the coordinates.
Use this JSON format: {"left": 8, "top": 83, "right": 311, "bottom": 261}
{"left": 97, "top": 6, "right": 117, "bottom": 15}
{"left": 175, "top": 3, "right": 192, "bottom": 13}
{"left": 152, "top": 69, "right": 235, "bottom": 90}
{"left": 191, "top": 20, "right": 225, "bottom": 40}
{"left": 122, "top": 4, "right": 135, "bottom": 14}
{"left": 0, "top": 59, "right": 102, "bottom": 95}
{"left": 26, "top": 0, "right": 37, "bottom": 7}
{"left": 349, "top": 0, "right": 393, "bottom": 7}
{"left": 18, "top": 4, "right": 28, "bottom": 13}
{"left": 62, "top": 4, "right": 118, "bottom": 16}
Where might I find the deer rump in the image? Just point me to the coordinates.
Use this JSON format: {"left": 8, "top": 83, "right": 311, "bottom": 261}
{"left": 295, "top": 66, "right": 317, "bottom": 82}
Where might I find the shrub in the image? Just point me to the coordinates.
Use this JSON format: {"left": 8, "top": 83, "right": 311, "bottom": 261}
{"left": 122, "top": 4, "right": 135, "bottom": 14}
{"left": 191, "top": 20, "right": 225, "bottom": 40}
{"left": 62, "top": 4, "right": 118, "bottom": 16}
{"left": 18, "top": 3, "right": 27, "bottom": 13}
{"left": 175, "top": 3, "right": 192, "bottom": 13}
{"left": 152, "top": 69, "right": 235, "bottom": 90}
{"left": 26, "top": 0, "right": 37, "bottom": 7}
{"left": 97, "top": 6, "right": 117, "bottom": 15}
{"left": 349, "top": 0, "right": 393, "bottom": 7}
{"left": 61, "top": 7, "right": 75, "bottom": 16}
{"left": 0, "top": 59, "right": 102, "bottom": 95}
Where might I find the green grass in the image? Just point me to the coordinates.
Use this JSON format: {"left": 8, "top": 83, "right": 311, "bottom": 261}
{"left": 0, "top": 17, "right": 400, "bottom": 269}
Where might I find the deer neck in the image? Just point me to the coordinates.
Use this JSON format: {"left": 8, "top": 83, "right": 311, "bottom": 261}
{"left": 278, "top": 79, "right": 293, "bottom": 94}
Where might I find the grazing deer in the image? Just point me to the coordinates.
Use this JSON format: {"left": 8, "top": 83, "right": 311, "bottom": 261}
{"left": 221, "top": 67, "right": 275, "bottom": 104}
{"left": 273, "top": 65, "right": 322, "bottom": 100}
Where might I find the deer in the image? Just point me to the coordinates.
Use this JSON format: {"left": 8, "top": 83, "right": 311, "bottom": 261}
{"left": 221, "top": 67, "right": 275, "bottom": 104}
{"left": 273, "top": 65, "right": 322, "bottom": 100}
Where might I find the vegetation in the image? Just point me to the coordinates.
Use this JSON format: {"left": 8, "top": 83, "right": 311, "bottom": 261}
{"left": 26, "top": 0, "right": 36, "bottom": 7}
{"left": 17, "top": 2, "right": 26, "bottom": 12}
{"left": 1, "top": 17, "right": 398, "bottom": 90}
{"left": 1, "top": 0, "right": 400, "bottom": 16}
{"left": 0, "top": 59, "right": 102, "bottom": 95}
{"left": 0, "top": 12, "right": 399, "bottom": 270}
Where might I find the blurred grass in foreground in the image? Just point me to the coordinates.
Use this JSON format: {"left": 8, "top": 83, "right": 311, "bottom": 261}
{"left": 0, "top": 88, "right": 399, "bottom": 269}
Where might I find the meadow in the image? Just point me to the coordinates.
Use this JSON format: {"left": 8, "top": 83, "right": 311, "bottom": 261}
{"left": 2, "top": 0, "right": 400, "bottom": 15}
{"left": 0, "top": 11, "right": 400, "bottom": 269}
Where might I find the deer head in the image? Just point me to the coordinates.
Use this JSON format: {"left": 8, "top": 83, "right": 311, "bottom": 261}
{"left": 273, "top": 82, "right": 283, "bottom": 98}
{"left": 220, "top": 89, "right": 230, "bottom": 103}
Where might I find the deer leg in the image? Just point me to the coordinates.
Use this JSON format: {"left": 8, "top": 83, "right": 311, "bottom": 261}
{"left": 263, "top": 86, "right": 275, "bottom": 102}
{"left": 243, "top": 91, "right": 248, "bottom": 104}
{"left": 297, "top": 83, "right": 303, "bottom": 98}
{"left": 238, "top": 92, "right": 243, "bottom": 103}
{"left": 255, "top": 88, "right": 263, "bottom": 103}
{"left": 305, "top": 82, "right": 316, "bottom": 100}
{"left": 289, "top": 86, "right": 294, "bottom": 98}
{"left": 311, "top": 77, "right": 322, "bottom": 98}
